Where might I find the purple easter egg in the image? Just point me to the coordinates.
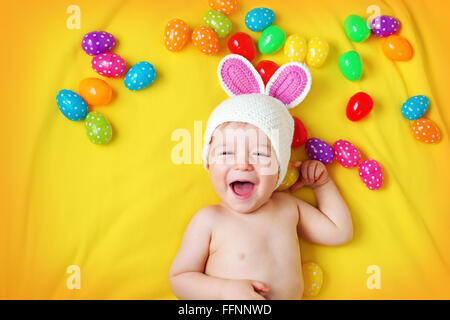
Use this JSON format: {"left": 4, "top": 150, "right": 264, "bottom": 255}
{"left": 358, "top": 159, "right": 383, "bottom": 190}
{"left": 371, "top": 16, "right": 400, "bottom": 37}
{"left": 82, "top": 31, "right": 116, "bottom": 56}
{"left": 333, "top": 139, "right": 361, "bottom": 168}
{"left": 305, "top": 138, "right": 334, "bottom": 165}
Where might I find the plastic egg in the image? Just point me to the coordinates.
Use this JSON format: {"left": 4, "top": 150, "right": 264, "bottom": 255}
{"left": 164, "top": 19, "right": 190, "bottom": 52}
{"left": 382, "top": 35, "right": 413, "bottom": 61}
{"left": 91, "top": 53, "right": 126, "bottom": 78}
{"left": 305, "top": 138, "right": 334, "bottom": 165}
{"left": 277, "top": 164, "right": 299, "bottom": 191}
{"left": 203, "top": 10, "right": 232, "bottom": 38}
{"left": 411, "top": 118, "right": 441, "bottom": 144}
{"left": 292, "top": 116, "right": 308, "bottom": 148}
{"left": 284, "top": 34, "right": 307, "bottom": 62}
{"left": 358, "top": 159, "right": 383, "bottom": 190}
{"left": 347, "top": 92, "right": 373, "bottom": 121}
{"left": 81, "top": 31, "right": 116, "bottom": 56}
{"left": 124, "top": 61, "right": 156, "bottom": 91}
{"left": 344, "top": 15, "right": 370, "bottom": 42}
{"left": 401, "top": 95, "right": 429, "bottom": 120}
{"left": 371, "top": 16, "right": 400, "bottom": 37}
{"left": 333, "top": 140, "right": 361, "bottom": 168}
{"left": 258, "top": 25, "right": 285, "bottom": 55}
{"left": 79, "top": 78, "right": 112, "bottom": 106}
{"left": 306, "top": 36, "right": 329, "bottom": 68}
{"left": 245, "top": 7, "right": 275, "bottom": 32}
{"left": 228, "top": 32, "right": 256, "bottom": 61}
{"left": 56, "top": 89, "right": 88, "bottom": 121}
{"left": 339, "top": 51, "right": 362, "bottom": 81}
{"left": 192, "top": 26, "right": 219, "bottom": 55}
{"left": 208, "top": 0, "right": 237, "bottom": 15}
{"left": 85, "top": 111, "right": 112, "bottom": 145}
{"left": 302, "top": 262, "right": 323, "bottom": 297}
{"left": 255, "top": 60, "right": 279, "bottom": 85}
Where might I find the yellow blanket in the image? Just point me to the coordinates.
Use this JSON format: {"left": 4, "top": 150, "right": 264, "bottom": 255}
{"left": 1, "top": 0, "right": 450, "bottom": 299}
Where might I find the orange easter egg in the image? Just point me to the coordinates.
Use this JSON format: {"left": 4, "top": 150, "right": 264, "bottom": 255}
{"left": 192, "top": 26, "right": 219, "bottom": 55}
{"left": 79, "top": 77, "right": 112, "bottom": 106}
{"left": 208, "top": 0, "right": 237, "bottom": 15}
{"left": 164, "top": 19, "right": 190, "bottom": 52}
{"left": 382, "top": 35, "right": 413, "bottom": 61}
{"left": 411, "top": 118, "right": 441, "bottom": 144}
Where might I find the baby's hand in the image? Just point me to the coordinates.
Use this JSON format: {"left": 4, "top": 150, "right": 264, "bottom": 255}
{"left": 289, "top": 160, "right": 329, "bottom": 192}
{"left": 222, "top": 279, "right": 269, "bottom": 300}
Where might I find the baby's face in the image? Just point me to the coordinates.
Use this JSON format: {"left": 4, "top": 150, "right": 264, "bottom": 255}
{"left": 207, "top": 122, "right": 279, "bottom": 214}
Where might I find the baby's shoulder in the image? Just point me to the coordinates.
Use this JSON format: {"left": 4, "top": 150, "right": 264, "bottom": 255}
{"left": 271, "top": 191, "right": 297, "bottom": 205}
{"left": 190, "top": 205, "right": 222, "bottom": 228}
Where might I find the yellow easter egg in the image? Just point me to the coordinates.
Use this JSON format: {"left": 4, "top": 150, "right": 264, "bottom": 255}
{"left": 277, "top": 163, "right": 299, "bottom": 191}
{"left": 284, "top": 34, "right": 307, "bottom": 62}
{"left": 306, "top": 36, "right": 329, "bottom": 68}
{"left": 302, "top": 262, "right": 323, "bottom": 297}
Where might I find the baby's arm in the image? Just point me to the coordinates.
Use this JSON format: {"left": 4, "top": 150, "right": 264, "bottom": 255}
{"left": 289, "top": 160, "right": 353, "bottom": 246}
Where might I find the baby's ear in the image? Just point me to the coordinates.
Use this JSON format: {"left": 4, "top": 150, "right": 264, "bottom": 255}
{"left": 265, "top": 63, "right": 312, "bottom": 109}
{"left": 217, "top": 54, "right": 265, "bottom": 96}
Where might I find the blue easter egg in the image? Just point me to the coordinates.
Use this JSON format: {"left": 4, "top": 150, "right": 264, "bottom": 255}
{"left": 401, "top": 95, "right": 429, "bottom": 120}
{"left": 124, "top": 61, "right": 156, "bottom": 91}
{"left": 56, "top": 89, "right": 88, "bottom": 121}
{"left": 245, "top": 8, "right": 275, "bottom": 32}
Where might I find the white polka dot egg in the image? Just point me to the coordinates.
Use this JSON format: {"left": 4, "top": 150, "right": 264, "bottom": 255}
{"left": 203, "top": 10, "right": 232, "bottom": 38}
{"left": 124, "top": 61, "right": 156, "bottom": 91}
{"left": 85, "top": 111, "right": 112, "bottom": 145}
{"left": 91, "top": 53, "right": 126, "bottom": 78}
{"left": 245, "top": 7, "right": 275, "bottom": 32}
{"left": 333, "top": 139, "right": 361, "bottom": 168}
{"left": 302, "top": 262, "right": 323, "bottom": 297}
{"left": 358, "top": 159, "right": 383, "bottom": 190}
{"left": 56, "top": 89, "right": 88, "bottom": 121}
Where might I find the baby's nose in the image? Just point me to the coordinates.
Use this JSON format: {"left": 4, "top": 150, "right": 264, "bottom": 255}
{"left": 234, "top": 153, "right": 253, "bottom": 171}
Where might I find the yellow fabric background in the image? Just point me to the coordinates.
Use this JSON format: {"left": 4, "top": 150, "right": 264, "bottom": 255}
{"left": 1, "top": 0, "right": 450, "bottom": 299}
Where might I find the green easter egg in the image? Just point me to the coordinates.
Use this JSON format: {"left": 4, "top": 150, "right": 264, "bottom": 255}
{"left": 344, "top": 14, "right": 370, "bottom": 42}
{"left": 258, "top": 25, "right": 286, "bottom": 54}
{"left": 85, "top": 111, "right": 112, "bottom": 145}
{"left": 203, "top": 10, "right": 232, "bottom": 38}
{"left": 338, "top": 50, "right": 362, "bottom": 81}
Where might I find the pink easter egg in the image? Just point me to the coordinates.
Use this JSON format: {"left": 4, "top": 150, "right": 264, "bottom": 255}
{"left": 358, "top": 159, "right": 383, "bottom": 190}
{"left": 333, "top": 139, "right": 361, "bottom": 168}
{"left": 91, "top": 53, "right": 126, "bottom": 78}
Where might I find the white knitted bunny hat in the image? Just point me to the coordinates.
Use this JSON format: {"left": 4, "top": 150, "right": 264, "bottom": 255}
{"left": 203, "top": 54, "right": 312, "bottom": 189}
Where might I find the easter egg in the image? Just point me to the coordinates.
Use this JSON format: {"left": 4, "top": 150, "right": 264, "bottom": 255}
{"left": 411, "top": 118, "right": 441, "bottom": 144}
{"left": 339, "top": 51, "right": 362, "bottom": 81}
{"left": 79, "top": 78, "right": 112, "bottom": 106}
{"left": 203, "top": 10, "right": 232, "bottom": 38}
{"left": 358, "top": 159, "right": 383, "bottom": 190}
{"left": 91, "top": 53, "right": 126, "bottom": 78}
{"left": 255, "top": 60, "right": 279, "bottom": 85}
{"left": 401, "top": 95, "right": 429, "bottom": 120}
{"left": 344, "top": 14, "right": 370, "bottom": 42}
{"left": 81, "top": 31, "right": 116, "bottom": 56}
{"left": 371, "top": 15, "right": 400, "bottom": 37}
{"left": 333, "top": 139, "right": 361, "bottom": 168}
{"left": 124, "top": 61, "right": 156, "bottom": 91}
{"left": 208, "top": 0, "right": 237, "bottom": 15}
{"left": 277, "top": 164, "right": 299, "bottom": 191}
{"left": 228, "top": 32, "right": 256, "bottom": 61}
{"left": 192, "top": 26, "right": 219, "bottom": 56}
{"left": 306, "top": 36, "right": 329, "bottom": 68}
{"left": 302, "top": 262, "right": 323, "bottom": 297}
{"left": 291, "top": 116, "right": 308, "bottom": 148}
{"left": 305, "top": 138, "right": 334, "bottom": 165}
{"left": 382, "top": 35, "right": 413, "bottom": 61}
{"left": 164, "top": 19, "right": 190, "bottom": 52}
{"left": 284, "top": 34, "right": 307, "bottom": 63}
{"left": 346, "top": 92, "right": 373, "bottom": 121}
{"left": 258, "top": 25, "right": 286, "bottom": 55}
{"left": 56, "top": 89, "right": 88, "bottom": 121}
{"left": 245, "top": 7, "right": 275, "bottom": 32}
{"left": 85, "top": 111, "right": 112, "bottom": 145}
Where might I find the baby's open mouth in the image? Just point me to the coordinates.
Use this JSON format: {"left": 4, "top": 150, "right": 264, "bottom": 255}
{"left": 230, "top": 181, "right": 255, "bottom": 200}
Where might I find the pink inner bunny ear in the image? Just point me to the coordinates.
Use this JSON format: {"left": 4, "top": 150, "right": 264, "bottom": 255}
{"left": 265, "top": 63, "right": 312, "bottom": 109}
{"left": 218, "top": 54, "right": 264, "bottom": 96}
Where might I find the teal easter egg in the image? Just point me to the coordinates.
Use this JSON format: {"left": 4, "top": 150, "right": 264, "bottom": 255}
{"left": 338, "top": 51, "right": 362, "bottom": 81}
{"left": 124, "top": 61, "right": 156, "bottom": 91}
{"left": 85, "top": 111, "right": 112, "bottom": 145}
{"left": 56, "top": 89, "right": 88, "bottom": 121}
{"left": 258, "top": 25, "right": 285, "bottom": 54}
{"left": 203, "top": 10, "right": 232, "bottom": 38}
{"left": 344, "top": 14, "right": 370, "bottom": 42}
{"left": 245, "top": 7, "right": 275, "bottom": 32}
{"left": 401, "top": 95, "right": 429, "bottom": 120}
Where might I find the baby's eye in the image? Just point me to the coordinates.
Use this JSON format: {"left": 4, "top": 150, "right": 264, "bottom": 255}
{"left": 221, "top": 151, "right": 234, "bottom": 155}
{"left": 254, "top": 152, "right": 269, "bottom": 157}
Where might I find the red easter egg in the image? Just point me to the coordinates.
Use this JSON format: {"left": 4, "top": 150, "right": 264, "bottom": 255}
{"left": 346, "top": 92, "right": 373, "bottom": 121}
{"left": 256, "top": 60, "right": 279, "bottom": 85}
{"left": 291, "top": 116, "right": 308, "bottom": 147}
{"left": 228, "top": 32, "right": 256, "bottom": 62}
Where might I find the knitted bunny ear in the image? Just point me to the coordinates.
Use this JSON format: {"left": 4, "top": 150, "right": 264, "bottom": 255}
{"left": 218, "top": 54, "right": 265, "bottom": 96}
{"left": 265, "top": 62, "right": 312, "bottom": 109}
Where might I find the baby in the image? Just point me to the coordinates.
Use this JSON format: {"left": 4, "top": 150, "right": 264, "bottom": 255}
{"left": 169, "top": 55, "right": 353, "bottom": 300}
